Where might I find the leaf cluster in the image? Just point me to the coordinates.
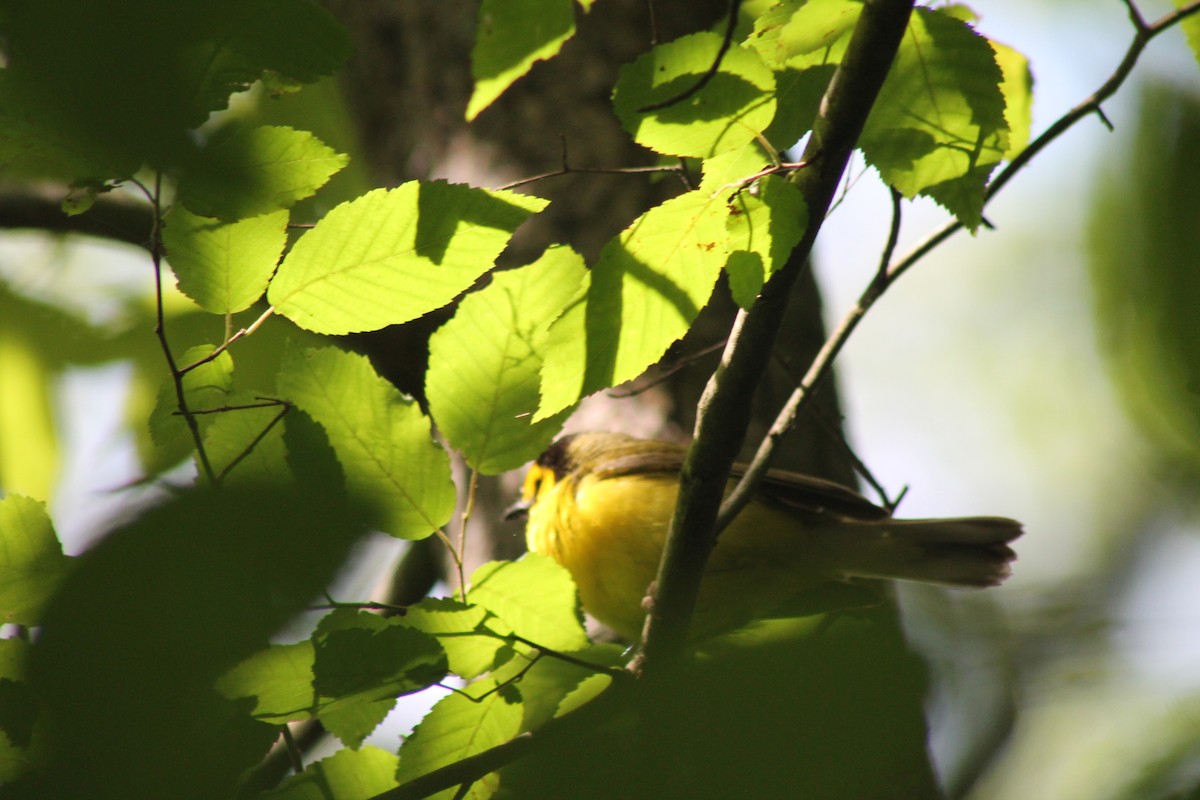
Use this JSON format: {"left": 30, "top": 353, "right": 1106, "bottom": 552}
{"left": 2, "top": 0, "right": 1196, "bottom": 797}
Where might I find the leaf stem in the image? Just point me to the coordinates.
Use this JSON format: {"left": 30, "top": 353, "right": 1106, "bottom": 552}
{"left": 142, "top": 172, "right": 217, "bottom": 484}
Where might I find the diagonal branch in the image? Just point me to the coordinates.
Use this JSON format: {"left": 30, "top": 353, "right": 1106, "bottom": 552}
{"left": 635, "top": 0, "right": 918, "bottom": 679}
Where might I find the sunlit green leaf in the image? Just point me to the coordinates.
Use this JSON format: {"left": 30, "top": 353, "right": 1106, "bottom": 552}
{"left": 993, "top": 38, "right": 1033, "bottom": 159}
{"left": 394, "top": 677, "right": 524, "bottom": 799}
{"left": 269, "top": 181, "right": 547, "bottom": 335}
{"left": 178, "top": 125, "right": 348, "bottom": 220}
{"left": 217, "top": 641, "right": 317, "bottom": 724}
{"left": 747, "top": 0, "right": 861, "bottom": 69}
{"left": 277, "top": 344, "right": 456, "bottom": 538}
{"left": 613, "top": 32, "right": 776, "bottom": 158}
{"left": 163, "top": 206, "right": 288, "bottom": 314}
{"left": 724, "top": 176, "right": 807, "bottom": 309}
{"left": 537, "top": 189, "right": 728, "bottom": 419}
{"left": 555, "top": 671, "right": 613, "bottom": 718}
{"left": 467, "top": 0, "right": 577, "bottom": 121}
{"left": 0, "top": 333, "right": 59, "bottom": 501}
{"left": 266, "top": 746, "right": 400, "bottom": 800}
{"left": 860, "top": 7, "right": 1008, "bottom": 228}
{"left": 201, "top": 394, "right": 291, "bottom": 485}
{"left": 499, "top": 642, "right": 622, "bottom": 732}
{"left": 427, "top": 247, "right": 587, "bottom": 474}
{"left": 469, "top": 555, "right": 588, "bottom": 652}
{"left": 0, "top": 496, "right": 70, "bottom": 626}
{"left": 403, "top": 598, "right": 513, "bottom": 680}
{"left": 148, "top": 344, "right": 235, "bottom": 447}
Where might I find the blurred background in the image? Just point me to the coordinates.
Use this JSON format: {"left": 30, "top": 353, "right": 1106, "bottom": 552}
{"left": 1, "top": 1, "right": 1198, "bottom": 797}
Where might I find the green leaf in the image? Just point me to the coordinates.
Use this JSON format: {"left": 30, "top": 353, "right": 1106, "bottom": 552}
{"left": 178, "top": 125, "right": 348, "bottom": 220}
{"left": 761, "top": 64, "right": 837, "bottom": 147}
{"left": 200, "top": 394, "right": 291, "bottom": 485}
{"left": 163, "top": 206, "right": 289, "bottom": 314}
{"left": 613, "top": 32, "right": 776, "bottom": 158}
{"left": 314, "top": 624, "right": 447, "bottom": 700}
{"left": 217, "top": 641, "right": 317, "bottom": 724}
{"left": 26, "top": 484, "right": 371, "bottom": 800}
{"left": 537, "top": 189, "right": 729, "bottom": 420}
{"left": 394, "top": 679, "right": 524, "bottom": 799}
{"left": 469, "top": 554, "right": 588, "bottom": 651}
{"left": 197, "top": 0, "right": 352, "bottom": 103}
{"left": 277, "top": 344, "right": 457, "bottom": 539}
{"left": 268, "top": 181, "right": 548, "bottom": 335}
{"left": 498, "top": 642, "right": 622, "bottom": 731}
{"left": 467, "top": 0, "right": 577, "bottom": 121}
{"left": 0, "top": 496, "right": 70, "bottom": 626}
{"left": 747, "top": 0, "right": 861, "bottom": 69}
{"left": 220, "top": 612, "right": 448, "bottom": 748}
{"left": 992, "top": 37, "right": 1033, "bottom": 159}
{"left": 265, "top": 746, "right": 400, "bottom": 800}
{"left": 403, "top": 598, "right": 513, "bottom": 680}
{"left": 0, "top": 332, "right": 60, "bottom": 501}
{"left": 555, "top": 671, "right": 614, "bottom": 718}
{"left": 427, "top": 247, "right": 587, "bottom": 474}
{"left": 0, "top": 639, "right": 35, "bottom": 784}
{"left": 148, "top": 345, "right": 235, "bottom": 447}
{"left": 314, "top": 619, "right": 448, "bottom": 747}
{"left": 859, "top": 7, "right": 1008, "bottom": 228}
{"left": 0, "top": 0, "right": 350, "bottom": 180}
{"left": 724, "top": 176, "right": 807, "bottom": 309}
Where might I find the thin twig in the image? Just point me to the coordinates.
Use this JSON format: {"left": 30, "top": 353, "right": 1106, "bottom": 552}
{"left": 710, "top": 160, "right": 809, "bottom": 201}
{"left": 309, "top": 599, "right": 410, "bottom": 614}
{"left": 497, "top": 161, "right": 688, "bottom": 192}
{"left": 635, "top": 0, "right": 743, "bottom": 113}
{"left": 177, "top": 305, "right": 276, "bottom": 376}
{"left": 141, "top": 173, "right": 217, "bottom": 484}
{"left": 607, "top": 339, "right": 728, "bottom": 398}
{"left": 456, "top": 470, "right": 477, "bottom": 602}
{"left": 502, "top": 631, "right": 626, "bottom": 676}
{"left": 182, "top": 398, "right": 289, "bottom": 415}
{"left": 214, "top": 402, "right": 291, "bottom": 484}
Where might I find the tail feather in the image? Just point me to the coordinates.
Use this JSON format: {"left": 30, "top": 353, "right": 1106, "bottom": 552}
{"left": 825, "top": 516, "right": 1022, "bottom": 588}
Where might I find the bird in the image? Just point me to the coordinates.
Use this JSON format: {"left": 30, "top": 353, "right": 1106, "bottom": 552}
{"left": 506, "top": 432, "right": 1022, "bottom": 641}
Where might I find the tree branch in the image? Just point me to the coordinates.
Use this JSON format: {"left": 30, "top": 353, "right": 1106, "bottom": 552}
{"left": 635, "top": 0, "right": 917, "bottom": 678}
{"left": 0, "top": 184, "right": 153, "bottom": 249}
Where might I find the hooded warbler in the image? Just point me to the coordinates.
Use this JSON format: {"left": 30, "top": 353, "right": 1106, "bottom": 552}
{"left": 508, "top": 432, "right": 1021, "bottom": 641}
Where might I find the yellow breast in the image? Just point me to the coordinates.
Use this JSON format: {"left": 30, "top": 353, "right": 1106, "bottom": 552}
{"left": 526, "top": 470, "right": 822, "bottom": 640}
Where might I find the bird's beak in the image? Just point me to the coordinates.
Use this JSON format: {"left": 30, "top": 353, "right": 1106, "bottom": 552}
{"left": 504, "top": 498, "right": 531, "bottom": 522}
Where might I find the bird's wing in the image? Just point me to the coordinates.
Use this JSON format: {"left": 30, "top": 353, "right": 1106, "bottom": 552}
{"left": 592, "top": 441, "right": 890, "bottom": 522}
{"left": 738, "top": 466, "right": 891, "bottom": 521}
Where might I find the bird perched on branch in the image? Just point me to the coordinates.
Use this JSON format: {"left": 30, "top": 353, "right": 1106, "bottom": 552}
{"left": 507, "top": 432, "right": 1022, "bottom": 641}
